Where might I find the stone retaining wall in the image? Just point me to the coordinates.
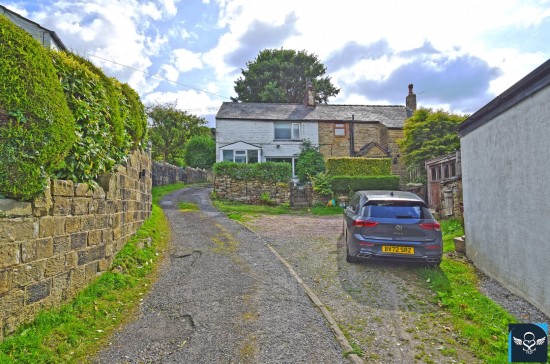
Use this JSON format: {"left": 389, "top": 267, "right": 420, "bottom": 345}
{"left": 152, "top": 162, "right": 208, "bottom": 186}
{"left": 214, "top": 176, "right": 290, "bottom": 205}
{"left": 0, "top": 150, "right": 152, "bottom": 340}
{"left": 152, "top": 162, "right": 183, "bottom": 186}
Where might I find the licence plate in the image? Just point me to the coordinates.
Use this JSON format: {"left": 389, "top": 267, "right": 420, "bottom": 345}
{"left": 382, "top": 246, "right": 414, "bottom": 254}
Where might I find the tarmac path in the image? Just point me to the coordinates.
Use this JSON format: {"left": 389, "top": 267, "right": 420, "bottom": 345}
{"left": 93, "top": 186, "right": 345, "bottom": 364}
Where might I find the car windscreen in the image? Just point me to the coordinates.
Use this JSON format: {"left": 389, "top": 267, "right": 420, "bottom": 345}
{"left": 363, "top": 201, "right": 432, "bottom": 219}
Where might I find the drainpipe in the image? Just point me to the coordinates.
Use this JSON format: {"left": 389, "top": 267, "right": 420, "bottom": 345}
{"left": 349, "top": 114, "right": 355, "bottom": 157}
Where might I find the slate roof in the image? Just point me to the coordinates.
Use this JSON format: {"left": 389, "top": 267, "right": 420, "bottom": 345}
{"left": 216, "top": 102, "right": 410, "bottom": 129}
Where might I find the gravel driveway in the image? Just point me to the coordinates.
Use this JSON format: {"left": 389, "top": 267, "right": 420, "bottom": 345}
{"left": 244, "top": 214, "right": 549, "bottom": 363}
{"left": 93, "top": 186, "right": 345, "bottom": 364}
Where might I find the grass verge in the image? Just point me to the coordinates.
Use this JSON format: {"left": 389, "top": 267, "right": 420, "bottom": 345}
{"left": 0, "top": 183, "right": 183, "bottom": 363}
{"left": 212, "top": 199, "right": 343, "bottom": 221}
{"left": 418, "top": 218, "right": 518, "bottom": 363}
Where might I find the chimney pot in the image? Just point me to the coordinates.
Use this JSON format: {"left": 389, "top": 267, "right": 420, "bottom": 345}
{"left": 406, "top": 83, "right": 417, "bottom": 111}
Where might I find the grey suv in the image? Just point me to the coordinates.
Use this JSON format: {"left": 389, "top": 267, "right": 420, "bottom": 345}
{"left": 343, "top": 190, "right": 442, "bottom": 265}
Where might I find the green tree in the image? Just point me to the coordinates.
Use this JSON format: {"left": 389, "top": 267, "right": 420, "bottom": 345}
{"left": 232, "top": 49, "right": 340, "bottom": 104}
{"left": 398, "top": 107, "right": 467, "bottom": 181}
{"left": 184, "top": 135, "right": 216, "bottom": 169}
{"left": 295, "top": 140, "right": 325, "bottom": 183}
{"left": 147, "top": 103, "right": 210, "bottom": 165}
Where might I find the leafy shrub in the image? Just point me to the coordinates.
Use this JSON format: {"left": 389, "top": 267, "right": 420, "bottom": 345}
{"left": 118, "top": 81, "right": 147, "bottom": 148}
{"left": 295, "top": 140, "right": 325, "bottom": 182}
{"left": 70, "top": 53, "right": 126, "bottom": 148}
{"left": 50, "top": 51, "right": 119, "bottom": 183}
{"left": 326, "top": 157, "right": 391, "bottom": 176}
{"left": 184, "top": 135, "right": 216, "bottom": 169}
{"left": 213, "top": 162, "right": 291, "bottom": 182}
{"left": 0, "top": 16, "right": 75, "bottom": 200}
{"left": 311, "top": 173, "right": 333, "bottom": 197}
{"left": 331, "top": 175, "right": 400, "bottom": 193}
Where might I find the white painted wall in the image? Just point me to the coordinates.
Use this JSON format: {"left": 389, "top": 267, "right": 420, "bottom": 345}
{"left": 215, "top": 119, "right": 319, "bottom": 162}
{"left": 460, "top": 85, "right": 550, "bottom": 317}
{"left": 1, "top": 8, "right": 61, "bottom": 50}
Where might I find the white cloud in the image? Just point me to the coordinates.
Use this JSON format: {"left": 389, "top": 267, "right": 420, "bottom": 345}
{"left": 160, "top": 64, "right": 180, "bottom": 81}
{"left": 171, "top": 48, "right": 203, "bottom": 72}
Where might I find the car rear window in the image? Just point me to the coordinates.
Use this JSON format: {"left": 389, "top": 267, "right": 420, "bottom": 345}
{"left": 363, "top": 201, "right": 432, "bottom": 219}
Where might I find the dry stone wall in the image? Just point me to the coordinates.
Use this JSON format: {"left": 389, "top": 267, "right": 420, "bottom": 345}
{"left": 152, "top": 162, "right": 208, "bottom": 186}
{"left": 152, "top": 161, "right": 184, "bottom": 186}
{"left": 214, "top": 176, "right": 290, "bottom": 205}
{"left": 0, "top": 150, "right": 152, "bottom": 339}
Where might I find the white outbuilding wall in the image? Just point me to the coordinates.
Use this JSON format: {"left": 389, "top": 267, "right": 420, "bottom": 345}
{"left": 460, "top": 83, "right": 550, "bottom": 317}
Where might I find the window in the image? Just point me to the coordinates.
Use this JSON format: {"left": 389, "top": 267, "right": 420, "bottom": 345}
{"left": 334, "top": 123, "right": 346, "bottom": 136}
{"left": 234, "top": 150, "right": 246, "bottom": 163}
{"left": 266, "top": 157, "right": 297, "bottom": 176}
{"left": 248, "top": 150, "right": 259, "bottom": 163}
{"left": 364, "top": 202, "right": 432, "bottom": 219}
{"left": 430, "top": 167, "right": 437, "bottom": 182}
{"left": 443, "top": 165, "right": 449, "bottom": 179}
{"left": 274, "top": 122, "right": 301, "bottom": 140}
{"left": 222, "top": 150, "right": 259, "bottom": 163}
{"left": 223, "top": 150, "right": 234, "bottom": 162}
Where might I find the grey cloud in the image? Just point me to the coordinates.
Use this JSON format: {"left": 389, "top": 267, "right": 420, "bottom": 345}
{"left": 345, "top": 55, "right": 502, "bottom": 113}
{"left": 324, "top": 39, "right": 392, "bottom": 72}
{"left": 225, "top": 12, "right": 299, "bottom": 68}
{"left": 399, "top": 40, "right": 440, "bottom": 57}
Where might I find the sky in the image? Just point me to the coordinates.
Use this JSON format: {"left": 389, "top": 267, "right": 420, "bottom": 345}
{"left": 4, "top": 0, "right": 550, "bottom": 127}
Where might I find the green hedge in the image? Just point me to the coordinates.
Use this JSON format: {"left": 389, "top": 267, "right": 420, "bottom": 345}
{"left": 331, "top": 175, "right": 400, "bottom": 193}
{"left": 213, "top": 162, "right": 291, "bottom": 182}
{"left": 0, "top": 15, "right": 75, "bottom": 201}
{"left": 119, "top": 82, "right": 147, "bottom": 147}
{"left": 326, "top": 157, "right": 391, "bottom": 176}
{"left": 51, "top": 51, "right": 128, "bottom": 183}
{"left": 0, "top": 15, "right": 148, "bottom": 200}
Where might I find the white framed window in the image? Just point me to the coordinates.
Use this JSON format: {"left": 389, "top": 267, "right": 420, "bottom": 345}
{"left": 266, "top": 157, "right": 297, "bottom": 177}
{"left": 222, "top": 150, "right": 259, "bottom": 163}
{"left": 274, "top": 122, "right": 301, "bottom": 141}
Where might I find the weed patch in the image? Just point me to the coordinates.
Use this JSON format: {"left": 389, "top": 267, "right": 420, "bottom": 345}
{"left": 178, "top": 202, "right": 199, "bottom": 212}
{"left": 212, "top": 199, "right": 342, "bottom": 220}
{"left": 417, "top": 218, "right": 518, "bottom": 363}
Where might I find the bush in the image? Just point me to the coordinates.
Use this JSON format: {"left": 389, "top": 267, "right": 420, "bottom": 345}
{"left": 295, "top": 140, "right": 325, "bottom": 182}
{"left": 331, "top": 175, "right": 400, "bottom": 194}
{"left": 70, "top": 54, "right": 126, "bottom": 149}
{"left": 119, "top": 82, "right": 147, "bottom": 148}
{"left": 311, "top": 173, "right": 333, "bottom": 197}
{"left": 0, "top": 16, "right": 75, "bottom": 200}
{"left": 326, "top": 157, "right": 391, "bottom": 176}
{"left": 51, "top": 51, "right": 121, "bottom": 183}
{"left": 184, "top": 135, "right": 216, "bottom": 169}
{"left": 213, "top": 162, "right": 291, "bottom": 182}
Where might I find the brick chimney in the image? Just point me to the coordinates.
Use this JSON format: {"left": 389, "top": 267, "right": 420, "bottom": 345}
{"left": 406, "top": 83, "right": 417, "bottom": 111}
{"left": 304, "top": 80, "right": 315, "bottom": 106}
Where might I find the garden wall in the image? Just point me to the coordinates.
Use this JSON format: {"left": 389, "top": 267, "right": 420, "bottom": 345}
{"left": 0, "top": 150, "right": 152, "bottom": 340}
{"left": 214, "top": 176, "right": 290, "bottom": 205}
{"left": 152, "top": 162, "right": 183, "bottom": 186}
{"left": 152, "top": 162, "right": 208, "bottom": 186}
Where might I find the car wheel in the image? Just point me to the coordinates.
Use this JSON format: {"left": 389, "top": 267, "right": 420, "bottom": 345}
{"left": 345, "top": 237, "right": 358, "bottom": 263}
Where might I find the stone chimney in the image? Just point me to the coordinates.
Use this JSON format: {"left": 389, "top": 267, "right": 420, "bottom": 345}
{"left": 304, "top": 80, "right": 315, "bottom": 106}
{"left": 406, "top": 83, "right": 417, "bottom": 111}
